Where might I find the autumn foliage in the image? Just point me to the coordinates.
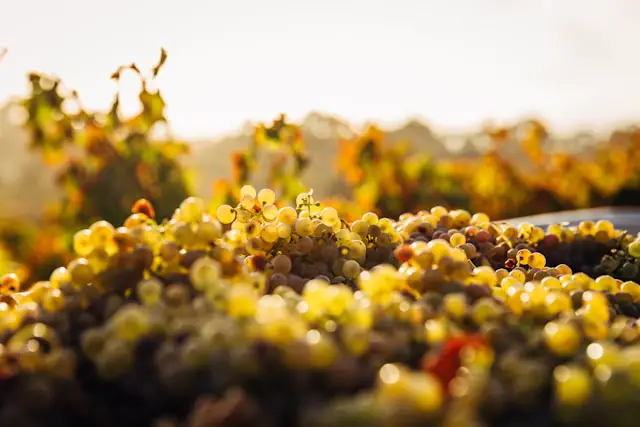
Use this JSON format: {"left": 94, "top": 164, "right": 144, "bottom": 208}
{"left": 2, "top": 52, "right": 640, "bottom": 285}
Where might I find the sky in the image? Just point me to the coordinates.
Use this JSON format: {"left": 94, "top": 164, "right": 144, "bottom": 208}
{"left": 1, "top": 0, "right": 640, "bottom": 139}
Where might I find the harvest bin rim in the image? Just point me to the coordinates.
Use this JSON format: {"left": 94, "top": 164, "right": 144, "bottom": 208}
{"left": 503, "top": 206, "right": 640, "bottom": 235}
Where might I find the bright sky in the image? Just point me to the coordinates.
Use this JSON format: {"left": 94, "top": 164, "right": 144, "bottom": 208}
{"left": 1, "top": 0, "right": 640, "bottom": 139}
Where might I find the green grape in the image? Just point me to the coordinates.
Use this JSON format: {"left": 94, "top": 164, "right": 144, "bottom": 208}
{"left": 0, "top": 273, "right": 20, "bottom": 294}
{"left": 426, "top": 239, "right": 450, "bottom": 262}
{"left": 629, "top": 239, "right": 640, "bottom": 258}
{"left": 342, "top": 259, "right": 361, "bottom": 279}
{"left": 262, "top": 204, "right": 278, "bottom": 221}
{"left": 68, "top": 258, "right": 94, "bottom": 286}
{"left": 362, "top": 212, "right": 379, "bottom": 225}
{"left": 277, "top": 223, "right": 291, "bottom": 239}
{"left": 321, "top": 207, "right": 339, "bottom": 227}
{"left": 41, "top": 288, "right": 65, "bottom": 313}
{"left": 473, "top": 266, "right": 497, "bottom": 286}
{"left": 137, "top": 279, "right": 164, "bottom": 305}
{"left": 159, "top": 241, "right": 181, "bottom": 263}
{"left": 586, "top": 342, "right": 621, "bottom": 369}
{"left": 543, "top": 321, "right": 580, "bottom": 356}
{"left": 553, "top": 364, "right": 592, "bottom": 406}
{"left": 227, "top": 285, "right": 258, "bottom": 318}
{"left": 96, "top": 339, "right": 133, "bottom": 379}
{"left": 277, "top": 206, "right": 298, "bottom": 224}
{"left": 325, "top": 285, "right": 354, "bottom": 317}
{"left": 240, "top": 184, "right": 257, "bottom": 198}
{"left": 90, "top": 220, "right": 115, "bottom": 248}
{"left": 260, "top": 223, "right": 279, "bottom": 243}
{"left": 449, "top": 233, "right": 466, "bottom": 247}
{"left": 443, "top": 293, "right": 467, "bottom": 319}
{"left": 471, "top": 297, "right": 501, "bottom": 324}
{"left": 87, "top": 248, "right": 110, "bottom": 274}
{"left": 257, "top": 188, "right": 276, "bottom": 205}
{"left": 73, "top": 229, "right": 94, "bottom": 257}
{"left": 110, "top": 305, "right": 150, "bottom": 342}
{"left": 7, "top": 323, "right": 60, "bottom": 353}
{"left": 179, "top": 197, "right": 205, "bottom": 223}
{"left": 471, "top": 212, "right": 490, "bottom": 225}
{"left": 295, "top": 218, "right": 313, "bottom": 236}
{"left": 81, "top": 328, "right": 108, "bottom": 360}
{"left": 243, "top": 219, "right": 262, "bottom": 239}
{"left": 190, "top": 257, "right": 222, "bottom": 292}
{"left": 516, "top": 249, "right": 531, "bottom": 266}
{"left": 351, "top": 220, "right": 369, "bottom": 238}
{"left": 216, "top": 204, "right": 236, "bottom": 224}
{"left": 305, "top": 329, "right": 337, "bottom": 368}
{"left": 172, "top": 222, "right": 196, "bottom": 247}
{"left": 49, "top": 267, "right": 70, "bottom": 289}
{"left": 196, "top": 220, "right": 223, "bottom": 243}
{"left": 593, "top": 275, "right": 616, "bottom": 292}
{"left": 528, "top": 252, "right": 546, "bottom": 269}
{"left": 348, "top": 239, "right": 367, "bottom": 260}
{"left": 245, "top": 237, "right": 264, "bottom": 255}
{"left": 240, "top": 194, "right": 255, "bottom": 211}
{"left": 578, "top": 220, "right": 595, "bottom": 236}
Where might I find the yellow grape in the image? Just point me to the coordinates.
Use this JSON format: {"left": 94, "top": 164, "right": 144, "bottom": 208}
{"left": 90, "top": 221, "right": 115, "bottom": 248}
{"left": 277, "top": 206, "right": 298, "bottom": 225}
{"left": 553, "top": 365, "right": 592, "bottom": 406}
{"left": 240, "top": 194, "right": 256, "bottom": 211}
{"left": 73, "top": 229, "right": 94, "bottom": 257}
{"left": 179, "top": 197, "right": 205, "bottom": 223}
{"left": 262, "top": 204, "right": 278, "bottom": 221}
{"left": 216, "top": 204, "right": 236, "bottom": 224}
{"left": 257, "top": 188, "right": 276, "bottom": 205}
{"left": 240, "top": 185, "right": 257, "bottom": 199}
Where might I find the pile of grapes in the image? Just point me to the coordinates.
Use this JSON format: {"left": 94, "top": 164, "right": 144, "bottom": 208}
{"left": 1, "top": 187, "right": 639, "bottom": 427}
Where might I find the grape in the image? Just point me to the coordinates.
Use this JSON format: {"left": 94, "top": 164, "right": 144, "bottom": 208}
{"left": 257, "top": 188, "right": 276, "bottom": 205}
{"left": 0, "top": 273, "right": 21, "bottom": 294}
{"left": 277, "top": 223, "right": 292, "bottom": 239}
{"left": 172, "top": 221, "right": 196, "bottom": 247}
{"left": 90, "top": 220, "right": 115, "bottom": 248}
{"left": 68, "top": 258, "right": 94, "bottom": 286}
{"left": 216, "top": 204, "right": 236, "bottom": 224}
{"left": 4, "top": 193, "right": 640, "bottom": 427}
{"left": 272, "top": 254, "right": 292, "bottom": 274}
{"left": 73, "top": 229, "right": 94, "bottom": 256}
{"left": 629, "top": 239, "right": 640, "bottom": 258}
{"left": 179, "top": 197, "right": 205, "bottom": 222}
{"left": 260, "top": 223, "right": 279, "bottom": 243}
{"left": 543, "top": 321, "right": 580, "bottom": 356}
{"left": 262, "top": 204, "right": 278, "bottom": 221}
{"left": 295, "top": 218, "right": 313, "bottom": 236}
{"left": 342, "top": 260, "right": 361, "bottom": 279}
{"left": 296, "top": 236, "right": 314, "bottom": 254}
{"left": 277, "top": 206, "right": 298, "bottom": 224}
{"left": 321, "top": 207, "right": 339, "bottom": 226}
{"left": 528, "top": 252, "right": 546, "bottom": 269}
{"left": 110, "top": 305, "right": 150, "bottom": 342}
{"left": 137, "top": 278, "right": 164, "bottom": 305}
{"left": 190, "top": 257, "right": 222, "bottom": 291}
{"left": 196, "top": 220, "right": 223, "bottom": 243}
{"left": 240, "top": 184, "right": 257, "bottom": 199}
{"left": 553, "top": 364, "right": 592, "bottom": 406}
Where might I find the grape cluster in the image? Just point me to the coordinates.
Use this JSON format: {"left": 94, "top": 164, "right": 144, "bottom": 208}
{"left": 0, "top": 190, "right": 639, "bottom": 427}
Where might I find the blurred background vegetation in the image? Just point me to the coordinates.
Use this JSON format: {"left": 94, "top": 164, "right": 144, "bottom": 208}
{"left": 1, "top": 51, "right": 640, "bottom": 286}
